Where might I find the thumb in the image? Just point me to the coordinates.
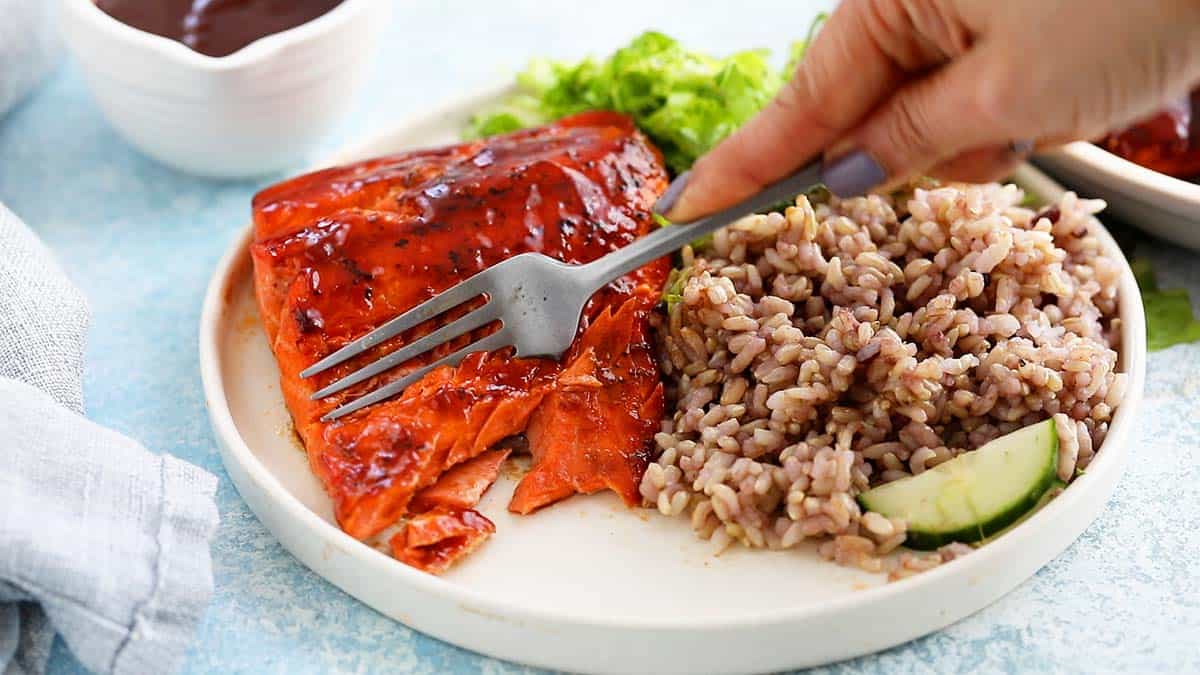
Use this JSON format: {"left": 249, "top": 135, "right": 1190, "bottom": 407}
{"left": 824, "top": 48, "right": 1015, "bottom": 196}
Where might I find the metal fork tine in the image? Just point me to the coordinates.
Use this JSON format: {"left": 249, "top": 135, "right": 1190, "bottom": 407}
{"left": 320, "top": 330, "right": 511, "bottom": 422}
{"left": 300, "top": 273, "right": 492, "bottom": 379}
{"left": 309, "top": 301, "right": 499, "bottom": 400}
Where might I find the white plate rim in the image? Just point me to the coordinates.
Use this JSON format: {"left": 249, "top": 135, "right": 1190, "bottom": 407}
{"left": 198, "top": 86, "right": 1148, "bottom": 660}
{"left": 1050, "top": 141, "right": 1200, "bottom": 214}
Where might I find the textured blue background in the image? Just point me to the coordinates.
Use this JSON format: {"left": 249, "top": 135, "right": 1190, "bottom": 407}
{"left": 1, "top": 1, "right": 1198, "bottom": 673}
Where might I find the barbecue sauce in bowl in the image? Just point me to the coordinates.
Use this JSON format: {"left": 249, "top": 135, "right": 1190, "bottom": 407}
{"left": 94, "top": 0, "right": 346, "bottom": 58}
{"left": 1097, "top": 89, "right": 1200, "bottom": 181}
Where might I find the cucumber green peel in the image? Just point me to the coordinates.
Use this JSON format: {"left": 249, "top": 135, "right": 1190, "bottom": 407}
{"left": 858, "top": 418, "right": 1060, "bottom": 550}
{"left": 976, "top": 479, "right": 1067, "bottom": 547}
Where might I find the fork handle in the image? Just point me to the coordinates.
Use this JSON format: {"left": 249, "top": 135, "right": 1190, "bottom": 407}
{"left": 581, "top": 160, "right": 825, "bottom": 285}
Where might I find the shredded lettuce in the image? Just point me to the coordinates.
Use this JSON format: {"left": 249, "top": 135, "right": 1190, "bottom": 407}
{"left": 661, "top": 266, "right": 691, "bottom": 310}
{"left": 1133, "top": 259, "right": 1200, "bottom": 351}
{"left": 465, "top": 28, "right": 820, "bottom": 174}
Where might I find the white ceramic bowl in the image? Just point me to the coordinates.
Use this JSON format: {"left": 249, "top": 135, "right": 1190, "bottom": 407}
{"left": 0, "top": 0, "right": 61, "bottom": 118}
{"left": 198, "top": 87, "right": 1147, "bottom": 674}
{"left": 59, "top": 0, "right": 389, "bottom": 178}
{"left": 1036, "top": 141, "right": 1200, "bottom": 251}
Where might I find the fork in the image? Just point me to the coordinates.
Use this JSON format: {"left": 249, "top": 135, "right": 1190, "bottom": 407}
{"left": 304, "top": 160, "right": 825, "bottom": 421}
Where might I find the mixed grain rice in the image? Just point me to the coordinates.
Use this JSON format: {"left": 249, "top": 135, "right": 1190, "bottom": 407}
{"left": 641, "top": 182, "right": 1126, "bottom": 580}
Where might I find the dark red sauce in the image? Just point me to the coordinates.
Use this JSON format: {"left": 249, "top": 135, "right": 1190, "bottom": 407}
{"left": 94, "top": 0, "right": 345, "bottom": 58}
{"left": 1097, "top": 89, "right": 1200, "bottom": 181}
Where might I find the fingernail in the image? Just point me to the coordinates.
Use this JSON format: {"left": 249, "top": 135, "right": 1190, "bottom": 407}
{"left": 821, "top": 151, "right": 887, "bottom": 198}
{"left": 653, "top": 170, "right": 691, "bottom": 216}
{"left": 1008, "top": 138, "right": 1035, "bottom": 156}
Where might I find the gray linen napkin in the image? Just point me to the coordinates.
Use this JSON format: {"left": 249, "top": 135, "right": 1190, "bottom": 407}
{"left": 0, "top": 202, "right": 219, "bottom": 675}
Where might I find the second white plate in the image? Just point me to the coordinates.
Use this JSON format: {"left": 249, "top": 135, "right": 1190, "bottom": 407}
{"left": 1037, "top": 141, "right": 1200, "bottom": 251}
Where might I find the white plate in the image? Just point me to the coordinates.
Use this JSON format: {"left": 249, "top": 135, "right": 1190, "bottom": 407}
{"left": 1036, "top": 141, "right": 1200, "bottom": 251}
{"left": 199, "top": 87, "right": 1148, "bottom": 675}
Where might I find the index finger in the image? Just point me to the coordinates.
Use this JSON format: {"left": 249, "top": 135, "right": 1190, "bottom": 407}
{"left": 659, "top": 0, "right": 907, "bottom": 221}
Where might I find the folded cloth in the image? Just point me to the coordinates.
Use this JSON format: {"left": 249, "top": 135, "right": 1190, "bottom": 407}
{"left": 0, "top": 202, "right": 219, "bottom": 675}
{"left": 0, "top": 0, "right": 61, "bottom": 119}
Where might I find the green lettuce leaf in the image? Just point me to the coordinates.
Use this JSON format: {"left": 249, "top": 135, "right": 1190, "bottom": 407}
{"left": 465, "top": 26, "right": 824, "bottom": 174}
{"left": 1132, "top": 258, "right": 1200, "bottom": 351}
{"left": 1144, "top": 288, "right": 1200, "bottom": 351}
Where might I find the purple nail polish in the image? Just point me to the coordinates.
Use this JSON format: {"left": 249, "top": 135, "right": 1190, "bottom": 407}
{"left": 821, "top": 151, "right": 887, "bottom": 198}
{"left": 653, "top": 170, "right": 691, "bottom": 215}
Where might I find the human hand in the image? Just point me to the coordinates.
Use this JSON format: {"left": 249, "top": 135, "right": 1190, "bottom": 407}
{"left": 656, "top": 0, "right": 1200, "bottom": 220}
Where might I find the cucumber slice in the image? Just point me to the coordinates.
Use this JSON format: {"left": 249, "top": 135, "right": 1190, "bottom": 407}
{"left": 857, "top": 418, "right": 1059, "bottom": 550}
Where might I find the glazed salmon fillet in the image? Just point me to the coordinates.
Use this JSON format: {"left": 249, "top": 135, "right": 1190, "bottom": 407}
{"left": 250, "top": 112, "right": 671, "bottom": 573}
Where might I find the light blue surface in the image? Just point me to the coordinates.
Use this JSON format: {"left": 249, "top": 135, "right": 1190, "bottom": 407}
{"left": 1, "top": 2, "right": 1198, "bottom": 673}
